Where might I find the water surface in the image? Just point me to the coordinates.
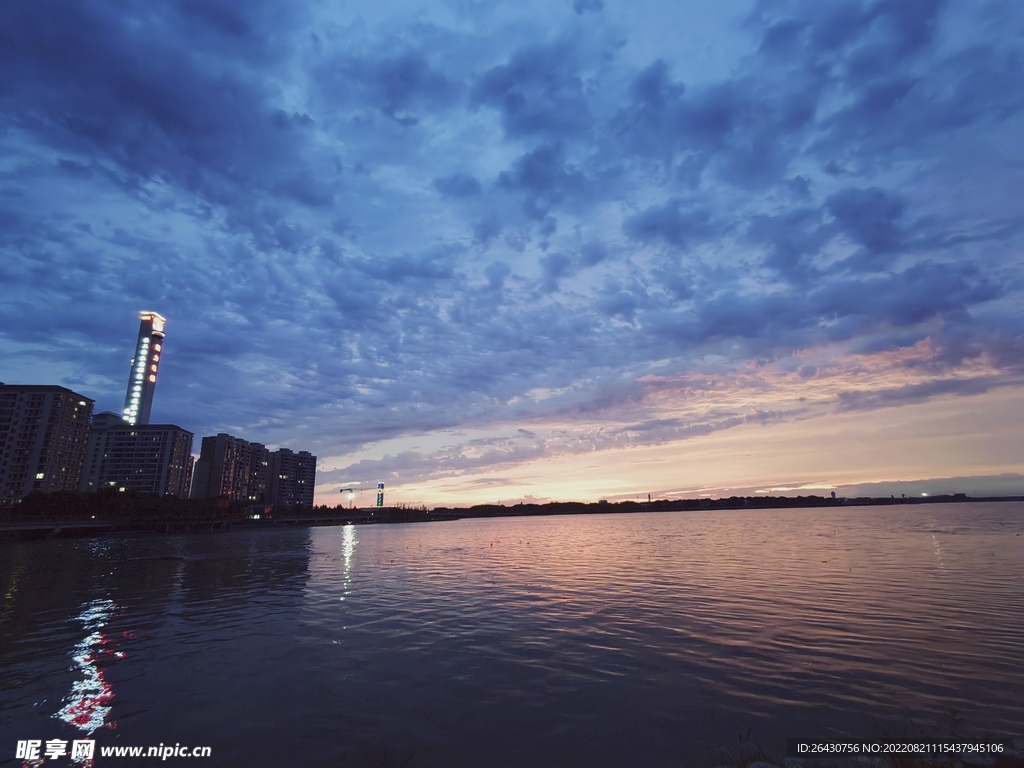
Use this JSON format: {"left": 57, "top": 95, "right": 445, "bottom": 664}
{"left": 1, "top": 502, "right": 1022, "bottom": 766}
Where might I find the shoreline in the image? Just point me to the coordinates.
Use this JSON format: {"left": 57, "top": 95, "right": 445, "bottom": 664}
{"left": 2, "top": 493, "right": 1021, "bottom": 541}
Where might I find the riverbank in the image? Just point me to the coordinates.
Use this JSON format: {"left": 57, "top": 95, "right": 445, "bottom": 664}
{"left": 1, "top": 490, "right": 1020, "bottom": 540}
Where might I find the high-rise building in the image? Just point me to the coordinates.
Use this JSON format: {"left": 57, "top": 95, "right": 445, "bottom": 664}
{"left": 0, "top": 384, "right": 94, "bottom": 505}
{"left": 268, "top": 448, "right": 316, "bottom": 509}
{"left": 190, "top": 433, "right": 270, "bottom": 502}
{"left": 79, "top": 413, "right": 194, "bottom": 497}
{"left": 190, "top": 433, "right": 315, "bottom": 508}
{"left": 122, "top": 311, "right": 166, "bottom": 426}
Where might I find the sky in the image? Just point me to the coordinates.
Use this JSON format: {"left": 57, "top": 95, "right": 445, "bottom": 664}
{"left": 1, "top": 0, "right": 1023, "bottom": 506}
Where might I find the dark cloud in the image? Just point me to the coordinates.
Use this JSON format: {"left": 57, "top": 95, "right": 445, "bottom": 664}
{"left": 573, "top": 0, "right": 604, "bottom": 14}
{"left": 485, "top": 260, "right": 512, "bottom": 290}
{"left": 595, "top": 278, "right": 648, "bottom": 322}
{"left": 623, "top": 200, "right": 715, "bottom": 247}
{"left": 0, "top": 0, "right": 312, "bottom": 210}
{"left": 316, "top": 50, "right": 459, "bottom": 125}
{"left": 354, "top": 248, "right": 459, "bottom": 283}
{"left": 746, "top": 207, "right": 828, "bottom": 279}
{"left": 826, "top": 186, "right": 905, "bottom": 255}
{"left": 471, "top": 41, "right": 593, "bottom": 140}
{"left": 814, "top": 261, "right": 999, "bottom": 328}
{"left": 432, "top": 173, "right": 483, "bottom": 198}
{"left": 474, "top": 213, "right": 502, "bottom": 244}
{"left": 539, "top": 252, "right": 573, "bottom": 293}
{"left": 836, "top": 375, "right": 1001, "bottom": 412}
{"left": 497, "top": 144, "right": 584, "bottom": 199}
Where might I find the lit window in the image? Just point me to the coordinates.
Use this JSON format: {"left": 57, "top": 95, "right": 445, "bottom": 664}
{"left": 155, "top": 344, "right": 161, "bottom": 351}
{"left": 35, "top": 472, "right": 45, "bottom": 480}
{"left": 150, "top": 364, "right": 157, "bottom": 372}
{"left": 148, "top": 375, "right": 156, "bottom": 382}
{"left": 152, "top": 354, "right": 159, "bottom": 362}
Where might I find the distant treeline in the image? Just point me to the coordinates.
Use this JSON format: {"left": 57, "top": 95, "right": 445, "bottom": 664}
{"left": 433, "top": 493, "right": 1020, "bottom": 519}
{"left": 0, "top": 490, "right": 311, "bottom": 522}
{"left": 3, "top": 490, "right": 1017, "bottom": 529}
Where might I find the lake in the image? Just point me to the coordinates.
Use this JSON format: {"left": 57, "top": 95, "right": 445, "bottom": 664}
{"left": 1, "top": 502, "right": 1022, "bottom": 766}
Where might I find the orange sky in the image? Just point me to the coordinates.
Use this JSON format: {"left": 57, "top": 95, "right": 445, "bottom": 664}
{"left": 316, "top": 377, "right": 1024, "bottom": 507}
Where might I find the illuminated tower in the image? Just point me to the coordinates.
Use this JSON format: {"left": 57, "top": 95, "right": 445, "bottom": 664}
{"left": 122, "top": 312, "right": 166, "bottom": 426}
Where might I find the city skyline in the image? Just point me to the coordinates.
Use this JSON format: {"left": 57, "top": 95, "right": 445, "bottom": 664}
{"left": 1, "top": 0, "right": 1023, "bottom": 507}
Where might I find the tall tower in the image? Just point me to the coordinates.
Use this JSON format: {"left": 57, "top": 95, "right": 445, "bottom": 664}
{"left": 122, "top": 311, "right": 166, "bottom": 426}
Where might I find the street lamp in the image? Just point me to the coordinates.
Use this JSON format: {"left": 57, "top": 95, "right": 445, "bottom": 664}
{"left": 340, "top": 488, "right": 355, "bottom": 509}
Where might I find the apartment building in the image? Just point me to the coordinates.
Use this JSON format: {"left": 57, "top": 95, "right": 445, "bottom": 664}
{"left": 79, "top": 412, "right": 194, "bottom": 497}
{"left": 0, "top": 384, "right": 94, "bottom": 505}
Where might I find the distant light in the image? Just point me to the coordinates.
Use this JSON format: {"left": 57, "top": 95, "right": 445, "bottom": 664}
{"left": 35, "top": 472, "right": 45, "bottom": 480}
{"left": 348, "top": 492, "right": 355, "bottom": 500}
{"left": 922, "top": 493, "right": 928, "bottom": 497}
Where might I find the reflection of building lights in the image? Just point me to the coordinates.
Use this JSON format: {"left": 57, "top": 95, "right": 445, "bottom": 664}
{"left": 56, "top": 600, "right": 124, "bottom": 737}
{"left": 342, "top": 524, "right": 357, "bottom": 582}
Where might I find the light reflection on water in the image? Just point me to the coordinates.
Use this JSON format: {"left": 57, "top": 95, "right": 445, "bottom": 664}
{"left": 54, "top": 599, "right": 121, "bottom": 736}
{"left": 0, "top": 502, "right": 1021, "bottom": 767}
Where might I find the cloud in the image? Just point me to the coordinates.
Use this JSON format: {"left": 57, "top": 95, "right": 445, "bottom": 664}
{"left": 315, "top": 50, "right": 460, "bottom": 125}
{"left": 471, "top": 40, "right": 594, "bottom": 140}
{"left": 1, "top": 0, "right": 1023, "bottom": 504}
{"left": 622, "top": 200, "right": 715, "bottom": 247}
{"left": 835, "top": 375, "right": 1004, "bottom": 412}
{"left": 432, "top": 173, "right": 483, "bottom": 198}
{"left": 573, "top": 0, "right": 604, "bottom": 14}
{"left": 826, "top": 186, "right": 905, "bottom": 255}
